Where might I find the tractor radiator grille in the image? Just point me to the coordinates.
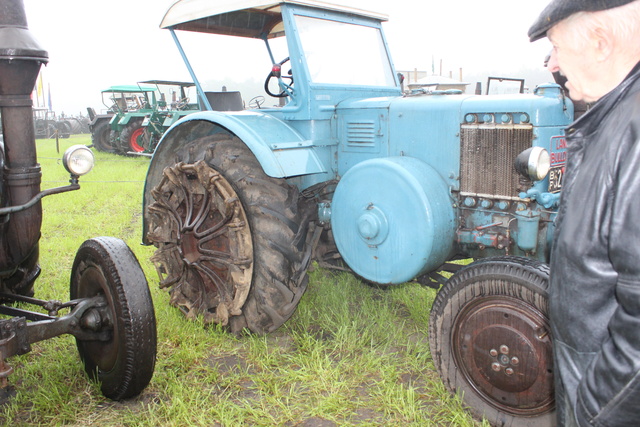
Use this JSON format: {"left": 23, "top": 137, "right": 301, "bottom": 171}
{"left": 460, "top": 124, "right": 533, "bottom": 197}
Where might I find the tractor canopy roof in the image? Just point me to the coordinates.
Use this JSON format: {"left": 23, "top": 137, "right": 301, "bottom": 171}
{"left": 102, "top": 85, "right": 157, "bottom": 93}
{"left": 160, "top": 0, "right": 387, "bottom": 38}
{"left": 139, "top": 80, "right": 196, "bottom": 88}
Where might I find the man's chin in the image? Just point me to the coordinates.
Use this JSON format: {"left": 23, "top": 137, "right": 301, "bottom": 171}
{"left": 566, "top": 85, "right": 586, "bottom": 103}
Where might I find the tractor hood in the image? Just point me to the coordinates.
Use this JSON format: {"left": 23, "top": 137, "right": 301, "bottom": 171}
{"left": 334, "top": 84, "right": 573, "bottom": 193}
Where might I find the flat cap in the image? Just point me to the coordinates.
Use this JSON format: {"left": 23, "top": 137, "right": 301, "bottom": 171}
{"left": 528, "top": 0, "right": 637, "bottom": 41}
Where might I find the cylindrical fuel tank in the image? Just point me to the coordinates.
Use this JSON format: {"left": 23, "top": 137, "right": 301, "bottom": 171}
{"left": 331, "top": 157, "right": 456, "bottom": 285}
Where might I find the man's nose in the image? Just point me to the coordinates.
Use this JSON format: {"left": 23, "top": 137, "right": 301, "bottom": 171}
{"left": 546, "top": 49, "right": 560, "bottom": 73}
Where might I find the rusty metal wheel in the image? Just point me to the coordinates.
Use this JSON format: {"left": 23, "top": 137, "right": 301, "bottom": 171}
{"left": 146, "top": 135, "right": 308, "bottom": 334}
{"left": 71, "top": 237, "right": 157, "bottom": 400}
{"left": 429, "top": 256, "right": 555, "bottom": 427}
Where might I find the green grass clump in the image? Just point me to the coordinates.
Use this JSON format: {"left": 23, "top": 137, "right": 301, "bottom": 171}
{"left": 0, "top": 135, "right": 487, "bottom": 426}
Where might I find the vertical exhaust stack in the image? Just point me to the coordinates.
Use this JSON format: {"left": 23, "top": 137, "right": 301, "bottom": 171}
{"left": 0, "top": 0, "right": 49, "bottom": 292}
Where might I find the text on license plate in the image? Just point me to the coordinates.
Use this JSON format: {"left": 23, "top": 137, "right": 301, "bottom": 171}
{"left": 548, "top": 165, "right": 564, "bottom": 193}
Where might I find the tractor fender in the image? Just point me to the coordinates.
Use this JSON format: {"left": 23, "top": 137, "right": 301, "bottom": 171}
{"left": 142, "top": 110, "right": 326, "bottom": 244}
{"left": 331, "top": 156, "right": 457, "bottom": 285}
{"left": 118, "top": 115, "right": 131, "bottom": 126}
{"left": 118, "top": 113, "right": 146, "bottom": 127}
{"left": 149, "top": 110, "right": 325, "bottom": 178}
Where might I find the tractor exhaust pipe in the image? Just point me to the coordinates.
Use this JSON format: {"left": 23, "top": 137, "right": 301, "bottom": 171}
{"left": 0, "top": 0, "right": 49, "bottom": 290}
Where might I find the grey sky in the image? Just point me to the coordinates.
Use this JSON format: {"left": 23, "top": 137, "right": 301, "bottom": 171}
{"left": 22, "top": 0, "right": 553, "bottom": 115}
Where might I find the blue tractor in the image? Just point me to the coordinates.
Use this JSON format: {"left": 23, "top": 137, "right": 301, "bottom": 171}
{"left": 143, "top": 1, "right": 571, "bottom": 425}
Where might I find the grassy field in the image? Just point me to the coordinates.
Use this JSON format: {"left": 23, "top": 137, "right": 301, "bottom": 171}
{"left": 0, "top": 134, "right": 486, "bottom": 426}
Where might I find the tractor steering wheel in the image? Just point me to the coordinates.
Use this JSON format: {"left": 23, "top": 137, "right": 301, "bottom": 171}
{"left": 248, "top": 96, "right": 266, "bottom": 109}
{"left": 264, "top": 57, "right": 293, "bottom": 98}
{"left": 175, "top": 97, "right": 190, "bottom": 110}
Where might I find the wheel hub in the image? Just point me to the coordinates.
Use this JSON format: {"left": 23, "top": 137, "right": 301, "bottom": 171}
{"left": 356, "top": 205, "right": 389, "bottom": 245}
{"left": 181, "top": 231, "right": 200, "bottom": 264}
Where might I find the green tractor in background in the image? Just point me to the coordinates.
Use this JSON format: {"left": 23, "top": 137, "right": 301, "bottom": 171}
{"left": 88, "top": 84, "right": 155, "bottom": 154}
{"left": 88, "top": 81, "right": 200, "bottom": 156}
{"left": 132, "top": 80, "right": 200, "bottom": 156}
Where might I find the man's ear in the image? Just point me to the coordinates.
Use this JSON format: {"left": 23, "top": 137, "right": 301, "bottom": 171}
{"left": 592, "top": 26, "right": 614, "bottom": 62}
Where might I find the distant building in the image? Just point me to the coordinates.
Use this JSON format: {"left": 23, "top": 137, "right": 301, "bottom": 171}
{"left": 398, "top": 69, "right": 430, "bottom": 84}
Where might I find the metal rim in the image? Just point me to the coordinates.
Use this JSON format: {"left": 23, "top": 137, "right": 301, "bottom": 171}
{"left": 147, "top": 160, "right": 253, "bottom": 325}
{"left": 129, "top": 127, "right": 145, "bottom": 152}
{"left": 74, "top": 261, "right": 119, "bottom": 372}
{"left": 452, "top": 294, "right": 554, "bottom": 416}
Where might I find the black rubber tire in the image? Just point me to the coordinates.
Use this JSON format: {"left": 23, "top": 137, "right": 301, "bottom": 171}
{"left": 70, "top": 237, "right": 157, "bottom": 400}
{"left": 56, "top": 121, "right": 71, "bottom": 138}
{"left": 92, "top": 120, "right": 118, "bottom": 153}
{"left": 120, "top": 119, "right": 145, "bottom": 153}
{"left": 429, "top": 256, "right": 555, "bottom": 427}
{"left": 68, "top": 118, "right": 84, "bottom": 134}
{"left": 146, "top": 135, "right": 308, "bottom": 334}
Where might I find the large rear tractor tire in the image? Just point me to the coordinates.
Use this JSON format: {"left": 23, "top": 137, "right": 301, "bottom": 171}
{"left": 70, "top": 237, "right": 157, "bottom": 400}
{"left": 56, "top": 121, "right": 71, "bottom": 138}
{"left": 429, "top": 256, "right": 555, "bottom": 427}
{"left": 146, "top": 135, "right": 309, "bottom": 334}
{"left": 91, "top": 120, "right": 117, "bottom": 153}
{"left": 121, "top": 119, "right": 145, "bottom": 153}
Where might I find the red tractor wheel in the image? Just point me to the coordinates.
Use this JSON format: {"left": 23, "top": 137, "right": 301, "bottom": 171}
{"left": 128, "top": 127, "right": 146, "bottom": 152}
{"left": 120, "top": 119, "right": 145, "bottom": 153}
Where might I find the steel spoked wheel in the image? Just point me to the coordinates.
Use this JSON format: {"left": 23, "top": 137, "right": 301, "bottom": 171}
{"left": 71, "top": 237, "right": 157, "bottom": 400}
{"left": 148, "top": 159, "right": 254, "bottom": 326}
{"left": 429, "top": 256, "right": 555, "bottom": 427}
{"left": 146, "top": 135, "right": 308, "bottom": 334}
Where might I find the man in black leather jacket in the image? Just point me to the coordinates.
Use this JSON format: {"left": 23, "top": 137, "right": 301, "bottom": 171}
{"left": 529, "top": 1, "right": 640, "bottom": 426}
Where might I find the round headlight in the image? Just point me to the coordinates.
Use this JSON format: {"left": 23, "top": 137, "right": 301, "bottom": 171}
{"left": 515, "top": 147, "right": 550, "bottom": 181}
{"left": 63, "top": 145, "right": 95, "bottom": 176}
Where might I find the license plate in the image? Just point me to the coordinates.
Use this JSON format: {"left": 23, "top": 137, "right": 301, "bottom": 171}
{"left": 548, "top": 165, "right": 564, "bottom": 193}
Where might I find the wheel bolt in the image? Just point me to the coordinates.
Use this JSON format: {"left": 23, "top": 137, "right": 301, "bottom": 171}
{"left": 500, "top": 345, "right": 509, "bottom": 354}
{"left": 490, "top": 349, "right": 498, "bottom": 357}
{"left": 511, "top": 357, "right": 520, "bottom": 365}
{"left": 505, "top": 368, "right": 514, "bottom": 376}
{"left": 491, "top": 363, "right": 501, "bottom": 372}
